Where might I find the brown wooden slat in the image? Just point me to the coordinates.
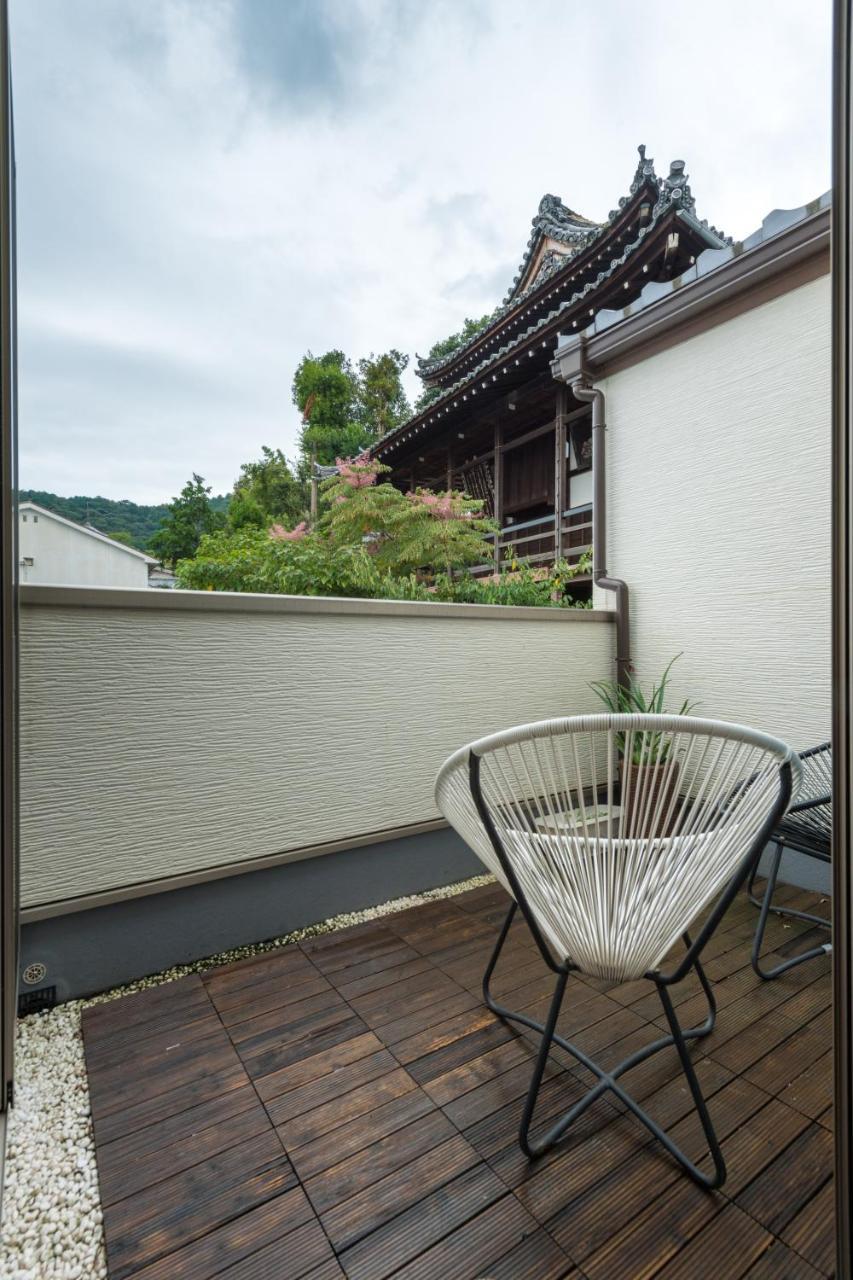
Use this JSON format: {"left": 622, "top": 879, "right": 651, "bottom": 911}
{"left": 742, "top": 1240, "right": 827, "bottom": 1279}
{"left": 288, "top": 1087, "right": 436, "bottom": 1182}
{"left": 304, "top": 1108, "right": 457, "bottom": 1214}
{"left": 239, "top": 1011, "right": 368, "bottom": 1077}
{"left": 276, "top": 1067, "right": 420, "bottom": 1151}
{"left": 329, "top": 949, "right": 429, "bottom": 997}
{"left": 779, "top": 1178, "right": 836, "bottom": 1277}
{"left": 580, "top": 1175, "right": 721, "bottom": 1280}
{"left": 94, "top": 1082, "right": 260, "bottom": 1168}
{"left": 211, "top": 1220, "right": 339, "bottom": 1280}
{"left": 125, "top": 1186, "right": 319, "bottom": 1280}
{"left": 347, "top": 965, "right": 471, "bottom": 1026}
{"left": 375, "top": 1193, "right": 567, "bottom": 1280}
{"left": 87, "top": 1027, "right": 238, "bottom": 1122}
{"left": 318, "top": 1132, "right": 481, "bottom": 1251}
{"left": 81, "top": 884, "right": 833, "bottom": 1280}
{"left": 97, "top": 1090, "right": 272, "bottom": 1206}
{"left": 211, "top": 971, "right": 334, "bottom": 1028}
{"left": 651, "top": 1202, "right": 772, "bottom": 1280}
{"left": 227, "top": 988, "right": 349, "bottom": 1052}
{"left": 264, "top": 1049, "right": 400, "bottom": 1127}
{"left": 103, "top": 1133, "right": 296, "bottom": 1279}
{"left": 92, "top": 1060, "right": 250, "bottom": 1147}
{"left": 252, "top": 1030, "right": 383, "bottom": 1103}
{"left": 83, "top": 975, "right": 211, "bottom": 1041}
{"left": 335, "top": 1165, "right": 509, "bottom": 1280}
{"left": 367, "top": 986, "right": 480, "bottom": 1044}
{"left": 201, "top": 946, "right": 317, "bottom": 997}
{"left": 735, "top": 1124, "right": 834, "bottom": 1236}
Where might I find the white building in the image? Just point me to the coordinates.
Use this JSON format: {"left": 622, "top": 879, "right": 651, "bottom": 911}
{"left": 18, "top": 502, "right": 158, "bottom": 588}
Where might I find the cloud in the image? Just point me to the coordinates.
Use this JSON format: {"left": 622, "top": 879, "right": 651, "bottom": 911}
{"left": 8, "top": 0, "right": 832, "bottom": 503}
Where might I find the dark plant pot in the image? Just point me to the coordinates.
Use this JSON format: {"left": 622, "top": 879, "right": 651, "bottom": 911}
{"left": 622, "top": 759, "right": 681, "bottom": 837}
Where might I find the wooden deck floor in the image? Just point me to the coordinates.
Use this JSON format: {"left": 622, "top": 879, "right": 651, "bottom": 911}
{"left": 82, "top": 880, "right": 834, "bottom": 1280}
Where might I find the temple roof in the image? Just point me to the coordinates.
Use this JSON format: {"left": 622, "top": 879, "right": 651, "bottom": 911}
{"left": 377, "top": 146, "right": 729, "bottom": 464}
{"left": 503, "top": 194, "right": 601, "bottom": 303}
{"left": 413, "top": 146, "right": 726, "bottom": 390}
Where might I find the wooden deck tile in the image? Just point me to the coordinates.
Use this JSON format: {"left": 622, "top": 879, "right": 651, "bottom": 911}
{"left": 743, "top": 1240, "right": 827, "bottom": 1279}
{"left": 303, "top": 1108, "right": 457, "bottom": 1215}
{"left": 336, "top": 1164, "right": 508, "bottom": 1280}
{"left": 650, "top": 1201, "right": 771, "bottom": 1279}
{"left": 81, "top": 884, "right": 835, "bottom": 1280}
{"left": 779, "top": 1178, "right": 836, "bottom": 1277}
{"left": 102, "top": 1133, "right": 297, "bottom": 1279}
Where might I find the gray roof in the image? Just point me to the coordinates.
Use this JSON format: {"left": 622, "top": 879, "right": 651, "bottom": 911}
{"left": 571, "top": 189, "right": 831, "bottom": 344}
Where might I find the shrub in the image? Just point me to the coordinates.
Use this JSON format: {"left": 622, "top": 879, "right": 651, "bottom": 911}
{"left": 176, "top": 528, "right": 384, "bottom": 598}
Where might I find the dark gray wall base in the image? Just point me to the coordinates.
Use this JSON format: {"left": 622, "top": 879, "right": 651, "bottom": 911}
{"left": 757, "top": 843, "right": 832, "bottom": 896}
{"left": 20, "top": 828, "right": 480, "bottom": 1002}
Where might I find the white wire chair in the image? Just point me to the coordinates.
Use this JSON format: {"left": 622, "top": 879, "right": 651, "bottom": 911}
{"left": 435, "top": 713, "right": 799, "bottom": 1188}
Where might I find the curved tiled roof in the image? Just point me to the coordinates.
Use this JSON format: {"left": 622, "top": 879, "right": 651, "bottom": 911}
{"left": 414, "top": 146, "right": 683, "bottom": 385}
{"left": 377, "top": 150, "right": 729, "bottom": 460}
{"left": 501, "top": 194, "right": 601, "bottom": 304}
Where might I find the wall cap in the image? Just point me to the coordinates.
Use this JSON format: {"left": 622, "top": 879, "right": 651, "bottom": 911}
{"left": 20, "top": 583, "right": 614, "bottom": 624}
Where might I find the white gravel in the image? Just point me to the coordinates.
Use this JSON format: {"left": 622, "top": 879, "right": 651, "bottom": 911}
{"left": 0, "top": 873, "right": 494, "bottom": 1279}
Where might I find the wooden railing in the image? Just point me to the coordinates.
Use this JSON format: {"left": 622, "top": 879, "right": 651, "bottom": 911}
{"left": 473, "top": 504, "right": 592, "bottom": 575}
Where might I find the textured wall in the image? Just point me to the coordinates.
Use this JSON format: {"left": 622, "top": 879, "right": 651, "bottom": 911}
{"left": 19, "top": 596, "right": 613, "bottom": 909}
{"left": 600, "top": 272, "right": 831, "bottom": 750}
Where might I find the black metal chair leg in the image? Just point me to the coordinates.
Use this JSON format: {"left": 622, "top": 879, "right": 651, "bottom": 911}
{"left": 483, "top": 909, "right": 726, "bottom": 1187}
{"left": 517, "top": 966, "right": 569, "bottom": 1158}
{"left": 751, "top": 844, "right": 832, "bottom": 980}
{"left": 657, "top": 981, "right": 726, "bottom": 1188}
{"left": 749, "top": 843, "right": 830, "bottom": 927}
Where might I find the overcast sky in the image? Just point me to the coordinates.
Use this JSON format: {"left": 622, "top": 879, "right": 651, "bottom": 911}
{"left": 10, "top": 0, "right": 832, "bottom": 504}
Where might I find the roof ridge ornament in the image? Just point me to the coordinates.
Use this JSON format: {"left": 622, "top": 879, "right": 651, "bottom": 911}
{"left": 629, "top": 143, "right": 657, "bottom": 194}
{"left": 654, "top": 159, "right": 696, "bottom": 216}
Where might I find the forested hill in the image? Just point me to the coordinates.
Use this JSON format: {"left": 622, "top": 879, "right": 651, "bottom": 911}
{"left": 19, "top": 490, "right": 229, "bottom": 551}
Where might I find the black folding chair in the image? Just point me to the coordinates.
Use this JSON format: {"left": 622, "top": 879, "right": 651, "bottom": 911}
{"left": 749, "top": 741, "right": 831, "bottom": 979}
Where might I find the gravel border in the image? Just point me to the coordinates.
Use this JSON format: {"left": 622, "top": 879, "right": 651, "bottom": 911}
{"left": 0, "top": 873, "right": 494, "bottom": 1279}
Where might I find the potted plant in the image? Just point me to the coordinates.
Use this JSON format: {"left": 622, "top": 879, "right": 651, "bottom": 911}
{"left": 589, "top": 655, "right": 698, "bottom": 836}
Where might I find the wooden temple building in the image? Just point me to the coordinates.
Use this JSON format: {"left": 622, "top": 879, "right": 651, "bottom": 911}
{"left": 370, "top": 146, "right": 730, "bottom": 589}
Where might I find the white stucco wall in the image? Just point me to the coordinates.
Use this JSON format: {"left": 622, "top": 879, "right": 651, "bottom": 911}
{"left": 19, "top": 590, "right": 614, "bottom": 909}
{"left": 18, "top": 509, "right": 151, "bottom": 588}
{"left": 600, "top": 271, "right": 831, "bottom": 749}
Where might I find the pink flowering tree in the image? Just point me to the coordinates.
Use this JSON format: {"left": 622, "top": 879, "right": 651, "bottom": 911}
{"left": 394, "top": 488, "right": 497, "bottom": 577}
{"left": 269, "top": 520, "right": 308, "bottom": 541}
{"left": 318, "top": 453, "right": 410, "bottom": 566}
{"left": 318, "top": 453, "right": 496, "bottom": 576}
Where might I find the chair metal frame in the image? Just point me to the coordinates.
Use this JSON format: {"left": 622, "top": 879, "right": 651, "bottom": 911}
{"left": 748, "top": 741, "right": 832, "bottom": 980}
{"left": 456, "top": 724, "right": 795, "bottom": 1191}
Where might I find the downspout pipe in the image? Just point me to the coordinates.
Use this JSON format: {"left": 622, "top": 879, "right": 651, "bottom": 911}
{"left": 570, "top": 376, "right": 632, "bottom": 689}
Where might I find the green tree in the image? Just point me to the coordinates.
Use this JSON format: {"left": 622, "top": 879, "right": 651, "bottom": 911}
{"left": 19, "top": 489, "right": 224, "bottom": 550}
{"left": 232, "top": 447, "right": 307, "bottom": 526}
{"left": 227, "top": 488, "right": 266, "bottom": 531}
{"left": 149, "top": 474, "right": 223, "bottom": 568}
{"left": 106, "top": 530, "right": 136, "bottom": 547}
{"left": 356, "top": 350, "right": 411, "bottom": 441}
{"left": 414, "top": 314, "right": 493, "bottom": 413}
{"left": 292, "top": 350, "right": 365, "bottom": 465}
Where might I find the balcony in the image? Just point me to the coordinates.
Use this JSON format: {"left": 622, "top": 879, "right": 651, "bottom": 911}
{"left": 80, "top": 878, "right": 831, "bottom": 1280}
{"left": 0, "top": 583, "right": 835, "bottom": 1278}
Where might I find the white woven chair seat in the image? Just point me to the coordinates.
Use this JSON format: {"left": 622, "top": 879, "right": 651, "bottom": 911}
{"left": 436, "top": 713, "right": 800, "bottom": 983}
